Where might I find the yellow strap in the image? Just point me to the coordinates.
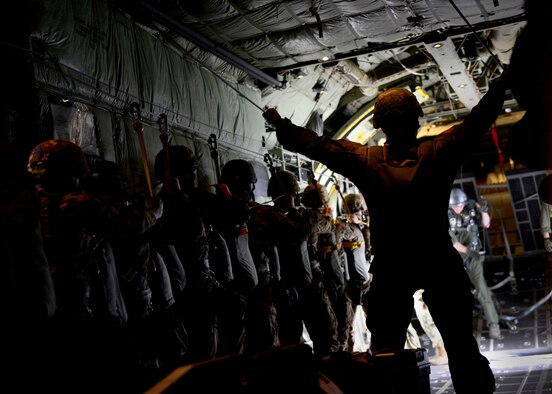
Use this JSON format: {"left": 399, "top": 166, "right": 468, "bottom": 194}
{"left": 341, "top": 241, "right": 363, "bottom": 249}
{"left": 320, "top": 244, "right": 338, "bottom": 253}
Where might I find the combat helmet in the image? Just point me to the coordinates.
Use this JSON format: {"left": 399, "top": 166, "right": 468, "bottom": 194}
{"left": 154, "top": 145, "right": 198, "bottom": 180}
{"left": 301, "top": 182, "right": 329, "bottom": 209}
{"left": 343, "top": 193, "right": 367, "bottom": 214}
{"left": 27, "top": 139, "right": 89, "bottom": 183}
{"left": 82, "top": 158, "right": 127, "bottom": 196}
{"left": 267, "top": 170, "right": 299, "bottom": 198}
{"left": 372, "top": 87, "right": 423, "bottom": 130}
{"left": 449, "top": 188, "right": 468, "bottom": 207}
{"left": 221, "top": 159, "right": 258, "bottom": 200}
{"left": 221, "top": 159, "right": 257, "bottom": 186}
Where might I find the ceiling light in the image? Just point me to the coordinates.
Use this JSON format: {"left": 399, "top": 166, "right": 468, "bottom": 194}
{"left": 321, "top": 55, "right": 330, "bottom": 61}
{"left": 433, "top": 43, "right": 442, "bottom": 48}
{"left": 290, "top": 69, "right": 307, "bottom": 79}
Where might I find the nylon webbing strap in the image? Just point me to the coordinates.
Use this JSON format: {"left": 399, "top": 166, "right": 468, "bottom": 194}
{"left": 341, "top": 241, "right": 364, "bottom": 249}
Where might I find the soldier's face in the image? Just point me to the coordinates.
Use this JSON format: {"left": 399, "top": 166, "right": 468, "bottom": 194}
{"left": 452, "top": 204, "right": 464, "bottom": 214}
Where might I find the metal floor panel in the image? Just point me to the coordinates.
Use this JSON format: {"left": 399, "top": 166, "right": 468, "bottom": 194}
{"left": 426, "top": 255, "right": 552, "bottom": 393}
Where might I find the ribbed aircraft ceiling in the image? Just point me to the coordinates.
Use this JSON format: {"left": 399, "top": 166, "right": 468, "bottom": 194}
{"left": 113, "top": 0, "right": 527, "bottom": 150}
{"left": 120, "top": 0, "right": 526, "bottom": 72}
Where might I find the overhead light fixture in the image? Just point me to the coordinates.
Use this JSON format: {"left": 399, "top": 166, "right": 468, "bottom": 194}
{"left": 433, "top": 43, "right": 442, "bottom": 48}
{"left": 321, "top": 55, "right": 331, "bottom": 61}
{"left": 290, "top": 69, "right": 307, "bottom": 79}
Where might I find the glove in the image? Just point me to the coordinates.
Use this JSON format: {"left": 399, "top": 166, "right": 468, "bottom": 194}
{"left": 145, "top": 196, "right": 163, "bottom": 220}
{"left": 544, "top": 238, "right": 552, "bottom": 253}
{"left": 263, "top": 108, "right": 283, "bottom": 125}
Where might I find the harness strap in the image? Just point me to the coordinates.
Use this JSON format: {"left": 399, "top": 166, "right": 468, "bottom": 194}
{"left": 320, "top": 244, "right": 338, "bottom": 253}
{"left": 342, "top": 241, "right": 364, "bottom": 249}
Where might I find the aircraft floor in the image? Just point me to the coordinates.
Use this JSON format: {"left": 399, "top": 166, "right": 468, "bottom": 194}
{"left": 425, "top": 255, "right": 552, "bottom": 393}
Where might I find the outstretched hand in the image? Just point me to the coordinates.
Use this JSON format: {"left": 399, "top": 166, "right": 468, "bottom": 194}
{"left": 263, "top": 107, "right": 282, "bottom": 125}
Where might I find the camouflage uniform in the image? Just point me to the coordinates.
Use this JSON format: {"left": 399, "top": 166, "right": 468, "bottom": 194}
{"left": 268, "top": 171, "right": 338, "bottom": 357}
{"left": 449, "top": 196, "right": 500, "bottom": 335}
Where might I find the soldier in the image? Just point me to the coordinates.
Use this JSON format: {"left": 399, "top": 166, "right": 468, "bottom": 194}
{"left": 78, "top": 158, "right": 130, "bottom": 327}
{"left": 448, "top": 188, "right": 501, "bottom": 339}
{"left": 213, "top": 159, "right": 258, "bottom": 357}
{"left": 264, "top": 70, "right": 509, "bottom": 393}
{"left": 155, "top": 145, "right": 257, "bottom": 359}
{"left": 27, "top": 140, "right": 143, "bottom": 392}
{"left": 268, "top": 170, "right": 338, "bottom": 357}
{"left": 2, "top": 136, "right": 56, "bottom": 392}
{"left": 220, "top": 159, "right": 279, "bottom": 353}
{"left": 338, "top": 193, "right": 372, "bottom": 310}
{"left": 82, "top": 157, "right": 195, "bottom": 390}
{"left": 27, "top": 140, "right": 90, "bottom": 321}
{"left": 265, "top": 170, "right": 311, "bottom": 349}
{"left": 300, "top": 182, "right": 354, "bottom": 352}
{"left": 2, "top": 136, "right": 56, "bottom": 322}
{"left": 153, "top": 145, "right": 220, "bottom": 363}
{"left": 335, "top": 192, "right": 373, "bottom": 352}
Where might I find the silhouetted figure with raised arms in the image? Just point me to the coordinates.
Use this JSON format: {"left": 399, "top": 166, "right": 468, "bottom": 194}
{"left": 263, "top": 71, "right": 509, "bottom": 393}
